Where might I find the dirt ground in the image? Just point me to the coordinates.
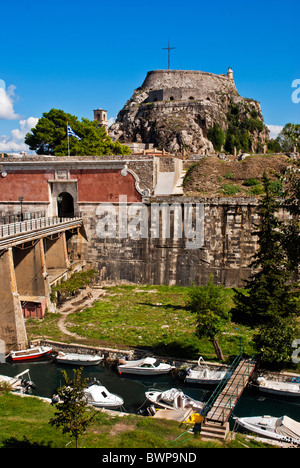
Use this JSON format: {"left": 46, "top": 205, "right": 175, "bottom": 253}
{"left": 183, "top": 154, "right": 292, "bottom": 197}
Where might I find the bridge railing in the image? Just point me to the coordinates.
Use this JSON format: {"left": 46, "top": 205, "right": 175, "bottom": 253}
{"left": 0, "top": 211, "right": 47, "bottom": 225}
{"left": 202, "top": 352, "right": 243, "bottom": 417}
{"left": 0, "top": 214, "right": 82, "bottom": 239}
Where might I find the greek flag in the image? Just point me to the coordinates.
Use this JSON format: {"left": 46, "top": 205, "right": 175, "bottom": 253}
{"left": 67, "top": 124, "right": 81, "bottom": 141}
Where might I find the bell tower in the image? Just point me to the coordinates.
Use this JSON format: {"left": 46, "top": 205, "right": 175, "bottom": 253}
{"left": 93, "top": 108, "right": 108, "bottom": 132}
{"left": 227, "top": 67, "right": 233, "bottom": 80}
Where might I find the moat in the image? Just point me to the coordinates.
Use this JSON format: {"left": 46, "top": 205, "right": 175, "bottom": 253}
{"left": 0, "top": 359, "right": 299, "bottom": 430}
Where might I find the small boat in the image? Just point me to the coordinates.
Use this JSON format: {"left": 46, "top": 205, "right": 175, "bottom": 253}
{"left": 233, "top": 415, "right": 300, "bottom": 445}
{"left": 8, "top": 346, "right": 52, "bottom": 362}
{"left": 254, "top": 376, "right": 300, "bottom": 398}
{"left": 84, "top": 381, "right": 124, "bottom": 409}
{"left": 55, "top": 351, "right": 104, "bottom": 366}
{"left": 145, "top": 387, "right": 204, "bottom": 412}
{"left": 118, "top": 357, "right": 173, "bottom": 375}
{"left": 184, "top": 357, "right": 232, "bottom": 385}
{"left": 0, "top": 369, "right": 36, "bottom": 394}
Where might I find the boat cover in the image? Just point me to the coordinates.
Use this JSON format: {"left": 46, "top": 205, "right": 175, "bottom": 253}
{"left": 153, "top": 409, "right": 190, "bottom": 421}
{"left": 276, "top": 416, "right": 300, "bottom": 440}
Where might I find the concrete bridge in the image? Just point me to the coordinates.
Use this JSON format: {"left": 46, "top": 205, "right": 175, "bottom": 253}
{"left": 0, "top": 215, "right": 84, "bottom": 353}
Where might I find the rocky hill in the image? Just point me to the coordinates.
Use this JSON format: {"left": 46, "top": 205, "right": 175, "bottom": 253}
{"left": 109, "top": 69, "right": 270, "bottom": 155}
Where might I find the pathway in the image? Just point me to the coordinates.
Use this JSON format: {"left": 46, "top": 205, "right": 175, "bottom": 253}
{"left": 56, "top": 287, "right": 105, "bottom": 340}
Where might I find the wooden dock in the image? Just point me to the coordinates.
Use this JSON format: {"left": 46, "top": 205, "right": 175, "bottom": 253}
{"left": 200, "top": 356, "right": 256, "bottom": 440}
{"left": 205, "top": 358, "right": 256, "bottom": 424}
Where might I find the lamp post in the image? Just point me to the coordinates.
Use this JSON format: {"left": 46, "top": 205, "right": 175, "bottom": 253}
{"left": 18, "top": 196, "right": 24, "bottom": 221}
{"left": 57, "top": 196, "right": 62, "bottom": 219}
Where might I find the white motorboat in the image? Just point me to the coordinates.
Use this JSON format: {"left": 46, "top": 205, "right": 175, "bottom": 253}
{"left": 56, "top": 351, "right": 104, "bottom": 366}
{"left": 184, "top": 356, "right": 232, "bottom": 385}
{"left": 0, "top": 369, "right": 36, "bottom": 394}
{"left": 84, "top": 381, "right": 124, "bottom": 409}
{"left": 233, "top": 415, "right": 300, "bottom": 445}
{"left": 145, "top": 387, "right": 204, "bottom": 412}
{"left": 117, "top": 357, "right": 173, "bottom": 375}
{"left": 8, "top": 346, "right": 52, "bottom": 362}
{"left": 254, "top": 376, "right": 300, "bottom": 398}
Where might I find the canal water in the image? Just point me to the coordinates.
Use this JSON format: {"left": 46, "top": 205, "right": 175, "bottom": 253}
{"left": 1, "top": 358, "right": 300, "bottom": 430}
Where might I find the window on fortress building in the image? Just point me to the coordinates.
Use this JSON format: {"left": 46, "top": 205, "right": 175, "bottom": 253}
{"left": 170, "top": 96, "right": 174, "bottom": 101}
{"left": 189, "top": 96, "right": 195, "bottom": 100}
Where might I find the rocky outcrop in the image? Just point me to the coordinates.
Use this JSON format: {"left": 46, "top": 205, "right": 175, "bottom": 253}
{"left": 109, "top": 69, "right": 269, "bottom": 154}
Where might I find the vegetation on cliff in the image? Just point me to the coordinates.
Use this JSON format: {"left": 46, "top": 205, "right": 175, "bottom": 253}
{"left": 223, "top": 103, "right": 266, "bottom": 154}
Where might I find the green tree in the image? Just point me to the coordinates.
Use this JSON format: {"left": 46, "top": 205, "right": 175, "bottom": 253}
{"left": 276, "top": 123, "right": 300, "bottom": 152}
{"left": 49, "top": 368, "right": 95, "bottom": 448}
{"left": 233, "top": 173, "right": 299, "bottom": 368}
{"left": 207, "top": 124, "right": 225, "bottom": 151}
{"left": 224, "top": 103, "right": 268, "bottom": 154}
{"left": 187, "top": 275, "right": 232, "bottom": 360}
{"left": 267, "top": 138, "right": 282, "bottom": 153}
{"left": 25, "top": 108, "right": 131, "bottom": 156}
{"left": 281, "top": 160, "right": 300, "bottom": 271}
{"left": 233, "top": 173, "right": 297, "bottom": 326}
{"left": 253, "top": 317, "right": 299, "bottom": 369}
{"left": 224, "top": 131, "right": 236, "bottom": 154}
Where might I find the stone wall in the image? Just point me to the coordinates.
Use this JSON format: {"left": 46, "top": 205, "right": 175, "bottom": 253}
{"left": 77, "top": 196, "right": 264, "bottom": 288}
{"left": 0, "top": 156, "right": 291, "bottom": 289}
{"left": 142, "top": 70, "right": 238, "bottom": 98}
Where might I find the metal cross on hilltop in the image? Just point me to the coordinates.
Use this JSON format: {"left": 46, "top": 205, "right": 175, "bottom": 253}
{"left": 162, "top": 41, "right": 175, "bottom": 70}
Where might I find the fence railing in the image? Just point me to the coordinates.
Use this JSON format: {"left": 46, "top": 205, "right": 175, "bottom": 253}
{"left": 0, "top": 214, "right": 82, "bottom": 239}
{"left": 0, "top": 211, "right": 47, "bottom": 225}
{"left": 217, "top": 356, "right": 256, "bottom": 423}
{"left": 202, "top": 353, "right": 243, "bottom": 417}
{"left": 202, "top": 353, "right": 256, "bottom": 423}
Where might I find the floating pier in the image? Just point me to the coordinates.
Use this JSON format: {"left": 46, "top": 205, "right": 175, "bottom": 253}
{"left": 200, "top": 355, "right": 256, "bottom": 440}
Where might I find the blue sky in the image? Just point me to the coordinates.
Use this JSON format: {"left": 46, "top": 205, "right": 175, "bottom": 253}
{"left": 1, "top": 0, "right": 299, "bottom": 152}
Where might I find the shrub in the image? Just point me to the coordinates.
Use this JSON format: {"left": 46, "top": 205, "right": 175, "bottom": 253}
{"left": 247, "top": 185, "right": 264, "bottom": 195}
{"left": 243, "top": 178, "right": 261, "bottom": 186}
{"left": 220, "top": 183, "right": 242, "bottom": 196}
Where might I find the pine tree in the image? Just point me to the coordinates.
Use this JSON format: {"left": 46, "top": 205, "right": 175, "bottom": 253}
{"left": 281, "top": 160, "right": 300, "bottom": 271}
{"left": 233, "top": 172, "right": 297, "bottom": 327}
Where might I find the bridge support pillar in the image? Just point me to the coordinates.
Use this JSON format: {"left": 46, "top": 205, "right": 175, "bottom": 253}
{"left": 44, "top": 232, "right": 70, "bottom": 269}
{"left": 0, "top": 248, "right": 28, "bottom": 352}
{"left": 13, "top": 239, "right": 51, "bottom": 299}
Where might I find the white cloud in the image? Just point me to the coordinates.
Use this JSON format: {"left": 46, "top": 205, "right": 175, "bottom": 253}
{"left": 107, "top": 117, "right": 115, "bottom": 127}
{"left": 267, "top": 124, "right": 283, "bottom": 140}
{"left": 0, "top": 80, "right": 20, "bottom": 120}
{"left": 0, "top": 117, "right": 38, "bottom": 153}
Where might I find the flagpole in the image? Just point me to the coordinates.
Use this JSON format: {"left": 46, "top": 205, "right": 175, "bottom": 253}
{"left": 67, "top": 122, "right": 70, "bottom": 156}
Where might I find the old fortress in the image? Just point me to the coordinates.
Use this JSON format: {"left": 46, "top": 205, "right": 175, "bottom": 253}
{"left": 0, "top": 67, "right": 294, "bottom": 351}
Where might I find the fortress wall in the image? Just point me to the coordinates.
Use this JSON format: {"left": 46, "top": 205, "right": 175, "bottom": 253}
{"left": 0, "top": 157, "right": 287, "bottom": 289}
{"left": 142, "top": 70, "right": 238, "bottom": 96}
{"left": 78, "top": 197, "right": 261, "bottom": 288}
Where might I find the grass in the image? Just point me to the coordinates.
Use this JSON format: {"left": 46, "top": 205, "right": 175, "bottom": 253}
{"left": 0, "top": 393, "right": 274, "bottom": 448}
{"left": 219, "top": 183, "right": 242, "bottom": 196}
{"left": 26, "top": 284, "right": 254, "bottom": 362}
